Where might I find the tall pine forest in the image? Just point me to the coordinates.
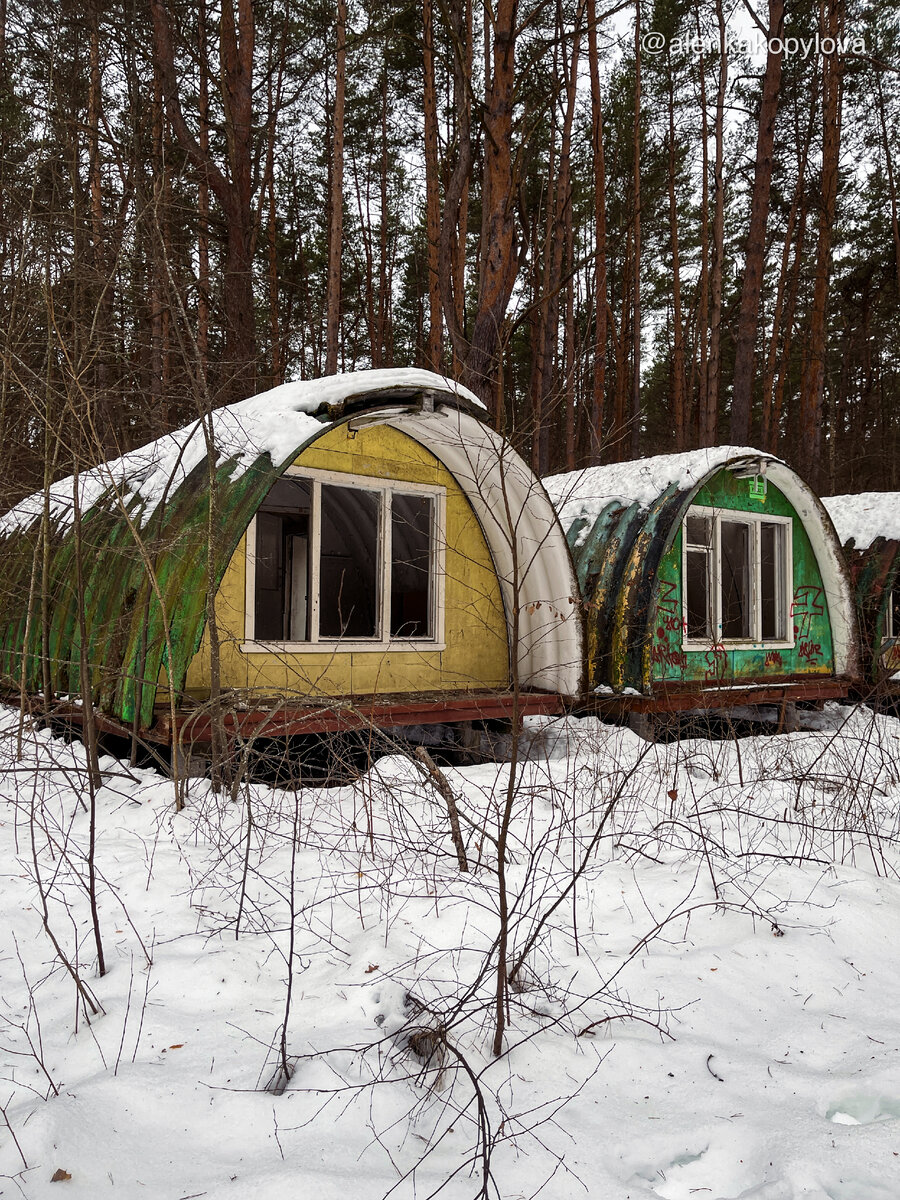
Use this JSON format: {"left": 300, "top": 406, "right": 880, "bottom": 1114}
{"left": 1, "top": 0, "right": 898, "bottom": 501}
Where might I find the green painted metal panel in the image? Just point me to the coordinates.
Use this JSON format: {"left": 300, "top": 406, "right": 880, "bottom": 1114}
{"left": 649, "top": 472, "right": 834, "bottom": 687}
{"left": 0, "top": 429, "right": 330, "bottom": 729}
{"left": 845, "top": 537, "right": 900, "bottom": 683}
{"left": 563, "top": 462, "right": 843, "bottom": 696}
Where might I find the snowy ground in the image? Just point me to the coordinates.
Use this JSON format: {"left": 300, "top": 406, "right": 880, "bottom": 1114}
{"left": 2, "top": 703, "right": 900, "bottom": 1199}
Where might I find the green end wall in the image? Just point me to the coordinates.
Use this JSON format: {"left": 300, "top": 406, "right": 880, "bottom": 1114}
{"left": 649, "top": 469, "right": 834, "bottom": 687}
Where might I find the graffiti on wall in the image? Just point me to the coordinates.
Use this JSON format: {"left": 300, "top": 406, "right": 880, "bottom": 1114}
{"left": 791, "top": 584, "right": 825, "bottom": 664}
{"left": 791, "top": 585, "right": 824, "bottom": 638}
{"left": 651, "top": 575, "right": 687, "bottom": 671}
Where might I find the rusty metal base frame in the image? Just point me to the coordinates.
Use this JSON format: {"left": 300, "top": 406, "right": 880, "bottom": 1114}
{"left": 39, "top": 689, "right": 567, "bottom": 748}
{"left": 583, "top": 677, "right": 853, "bottom": 718}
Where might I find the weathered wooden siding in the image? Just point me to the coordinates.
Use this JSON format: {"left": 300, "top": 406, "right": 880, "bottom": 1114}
{"left": 182, "top": 424, "right": 509, "bottom": 700}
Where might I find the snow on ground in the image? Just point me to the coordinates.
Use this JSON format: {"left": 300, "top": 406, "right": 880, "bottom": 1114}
{"left": 2, "top": 704, "right": 900, "bottom": 1199}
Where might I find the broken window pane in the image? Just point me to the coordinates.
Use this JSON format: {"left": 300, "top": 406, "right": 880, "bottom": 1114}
{"left": 319, "top": 484, "right": 380, "bottom": 639}
{"left": 760, "top": 522, "right": 785, "bottom": 641}
{"left": 686, "top": 547, "right": 711, "bottom": 639}
{"left": 254, "top": 477, "right": 311, "bottom": 640}
{"left": 390, "top": 493, "right": 433, "bottom": 638}
{"left": 685, "top": 515, "right": 711, "bottom": 548}
{"left": 720, "top": 520, "right": 750, "bottom": 639}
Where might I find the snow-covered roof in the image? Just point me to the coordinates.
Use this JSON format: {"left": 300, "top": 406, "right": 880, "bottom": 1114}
{"left": 544, "top": 446, "right": 774, "bottom": 530}
{"left": 821, "top": 493, "right": 900, "bottom": 551}
{"left": 0, "top": 369, "right": 481, "bottom": 537}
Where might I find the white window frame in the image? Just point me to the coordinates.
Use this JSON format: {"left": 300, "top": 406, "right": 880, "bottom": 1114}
{"left": 242, "top": 466, "right": 447, "bottom": 653}
{"left": 681, "top": 505, "right": 794, "bottom": 651}
{"left": 886, "top": 590, "right": 897, "bottom": 640}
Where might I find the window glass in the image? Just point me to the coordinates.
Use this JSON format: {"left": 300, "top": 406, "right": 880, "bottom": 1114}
{"left": 890, "top": 589, "right": 900, "bottom": 640}
{"left": 390, "top": 494, "right": 433, "bottom": 638}
{"left": 686, "top": 548, "right": 711, "bottom": 639}
{"left": 254, "top": 478, "right": 311, "bottom": 640}
{"left": 760, "top": 522, "right": 784, "bottom": 641}
{"left": 685, "top": 515, "right": 711, "bottom": 548}
{"left": 318, "top": 484, "right": 380, "bottom": 639}
{"left": 720, "top": 520, "right": 751, "bottom": 639}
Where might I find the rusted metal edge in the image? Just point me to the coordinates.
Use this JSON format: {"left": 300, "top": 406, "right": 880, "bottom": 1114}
{"left": 145, "top": 691, "right": 563, "bottom": 742}
{"left": 12, "top": 689, "right": 566, "bottom": 745}
{"left": 584, "top": 678, "right": 853, "bottom": 715}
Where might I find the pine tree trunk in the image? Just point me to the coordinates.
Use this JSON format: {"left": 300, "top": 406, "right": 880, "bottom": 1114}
{"left": 587, "top": 0, "right": 607, "bottom": 463}
{"left": 706, "top": 0, "right": 727, "bottom": 447}
{"left": 630, "top": 0, "right": 642, "bottom": 458}
{"left": 326, "top": 0, "right": 347, "bottom": 374}
{"left": 150, "top": 0, "right": 257, "bottom": 402}
{"left": 423, "top": 0, "right": 443, "bottom": 370}
{"left": 730, "top": 0, "right": 784, "bottom": 444}
{"left": 695, "top": 25, "right": 711, "bottom": 445}
{"left": 760, "top": 104, "right": 814, "bottom": 451}
{"left": 798, "top": 0, "right": 843, "bottom": 485}
{"left": 666, "top": 54, "right": 686, "bottom": 451}
{"left": 463, "top": 0, "right": 518, "bottom": 414}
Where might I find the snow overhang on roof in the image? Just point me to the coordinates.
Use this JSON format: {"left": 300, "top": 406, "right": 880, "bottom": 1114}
{"left": 544, "top": 445, "right": 776, "bottom": 533}
{"left": 0, "top": 368, "right": 484, "bottom": 538}
{"left": 821, "top": 493, "right": 900, "bottom": 552}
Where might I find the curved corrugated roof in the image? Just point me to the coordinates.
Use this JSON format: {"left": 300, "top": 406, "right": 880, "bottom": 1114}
{"left": 0, "top": 371, "right": 488, "bottom": 728}
{"left": 0, "top": 369, "right": 482, "bottom": 538}
{"left": 544, "top": 449, "right": 856, "bottom": 693}
{"left": 544, "top": 446, "right": 774, "bottom": 538}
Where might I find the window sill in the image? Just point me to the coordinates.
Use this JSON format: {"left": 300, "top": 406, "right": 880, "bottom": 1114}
{"left": 682, "top": 639, "right": 796, "bottom": 652}
{"left": 240, "top": 640, "right": 447, "bottom": 655}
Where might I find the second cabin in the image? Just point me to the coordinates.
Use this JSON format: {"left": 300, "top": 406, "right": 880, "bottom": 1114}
{"left": 821, "top": 492, "right": 900, "bottom": 697}
{"left": 545, "top": 447, "right": 859, "bottom": 717}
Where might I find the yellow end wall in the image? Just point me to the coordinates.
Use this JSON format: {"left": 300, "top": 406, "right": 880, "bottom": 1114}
{"left": 183, "top": 423, "right": 510, "bottom": 700}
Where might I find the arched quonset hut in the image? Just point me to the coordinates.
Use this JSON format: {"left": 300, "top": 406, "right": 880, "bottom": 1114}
{"left": 0, "top": 369, "right": 582, "bottom": 747}
{"left": 544, "top": 447, "right": 858, "bottom": 716}
{"left": 821, "top": 492, "right": 900, "bottom": 694}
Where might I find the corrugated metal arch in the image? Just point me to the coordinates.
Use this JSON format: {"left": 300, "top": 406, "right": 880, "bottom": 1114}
{"left": 0, "top": 378, "right": 582, "bottom": 729}
{"left": 556, "top": 452, "right": 858, "bottom": 693}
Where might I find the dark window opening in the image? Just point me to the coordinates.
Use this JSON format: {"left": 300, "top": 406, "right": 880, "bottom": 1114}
{"left": 890, "top": 589, "right": 900, "bottom": 640}
{"left": 254, "top": 478, "right": 311, "bottom": 641}
{"left": 720, "top": 520, "right": 750, "bottom": 639}
{"left": 390, "top": 493, "right": 433, "bottom": 638}
{"left": 686, "top": 549, "right": 711, "bottom": 639}
{"left": 254, "top": 477, "right": 439, "bottom": 644}
{"left": 318, "top": 484, "right": 380, "bottom": 639}
{"left": 686, "top": 515, "right": 712, "bottom": 549}
{"left": 760, "top": 522, "right": 785, "bottom": 641}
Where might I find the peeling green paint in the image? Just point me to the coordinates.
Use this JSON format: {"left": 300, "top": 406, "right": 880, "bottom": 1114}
{"left": 0, "top": 435, "right": 327, "bottom": 730}
{"left": 844, "top": 537, "right": 900, "bottom": 683}
{"left": 650, "top": 472, "right": 834, "bottom": 686}
{"left": 567, "top": 464, "right": 840, "bottom": 696}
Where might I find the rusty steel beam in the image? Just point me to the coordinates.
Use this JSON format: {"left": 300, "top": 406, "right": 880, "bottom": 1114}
{"left": 149, "top": 690, "right": 566, "bottom": 743}
{"left": 586, "top": 678, "right": 852, "bottom": 715}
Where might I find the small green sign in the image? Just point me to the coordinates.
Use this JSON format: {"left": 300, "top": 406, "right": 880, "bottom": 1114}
{"left": 749, "top": 475, "right": 767, "bottom": 501}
